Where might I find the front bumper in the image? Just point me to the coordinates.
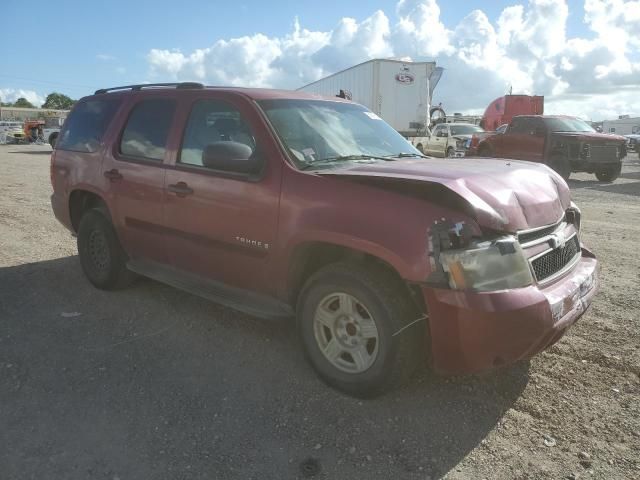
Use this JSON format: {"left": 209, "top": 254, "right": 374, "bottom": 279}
{"left": 421, "top": 247, "right": 598, "bottom": 375}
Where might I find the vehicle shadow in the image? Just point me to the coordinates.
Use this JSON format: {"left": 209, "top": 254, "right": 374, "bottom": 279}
{"left": 0, "top": 256, "right": 529, "bottom": 480}
{"left": 568, "top": 178, "right": 640, "bottom": 197}
{"left": 618, "top": 170, "right": 640, "bottom": 181}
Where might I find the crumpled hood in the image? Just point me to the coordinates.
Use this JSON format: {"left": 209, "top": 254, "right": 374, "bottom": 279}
{"left": 451, "top": 134, "right": 474, "bottom": 141}
{"left": 319, "top": 157, "right": 570, "bottom": 232}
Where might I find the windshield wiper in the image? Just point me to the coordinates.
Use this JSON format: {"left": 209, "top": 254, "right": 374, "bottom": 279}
{"left": 299, "top": 154, "right": 393, "bottom": 170}
{"left": 385, "top": 152, "right": 428, "bottom": 158}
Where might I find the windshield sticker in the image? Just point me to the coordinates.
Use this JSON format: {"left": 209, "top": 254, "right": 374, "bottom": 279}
{"left": 302, "top": 148, "right": 316, "bottom": 160}
{"left": 364, "top": 112, "right": 382, "bottom": 120}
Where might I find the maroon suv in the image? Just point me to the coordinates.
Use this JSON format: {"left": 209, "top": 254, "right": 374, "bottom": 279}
{"left": 51, "top": 83, "right": 598, "bottom": 396}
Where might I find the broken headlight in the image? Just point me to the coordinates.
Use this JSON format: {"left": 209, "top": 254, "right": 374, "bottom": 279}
{"left": 566, "top": 202, "right": 581, "bottom": 233}
{"left": 439, "top": 237, "right": 533, "bottom": 291}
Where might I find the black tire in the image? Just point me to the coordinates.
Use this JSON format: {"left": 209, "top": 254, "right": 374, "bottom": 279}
{"left": 446, "top": 147, "right": 455, "bottom": 158}
{"left": 595, "top": 164, "right": 621, "bottom": 182}
{"left": 48, "top": 132, "right": 58, "bottom": 148}
{"left": 297, "top": 262, "right": 425, "bottom": 397}
{"left": 416, "top": 143, "right": 424, "bottom": 154}
{"left": 77, "top": 208, "right": 135, "bottom": 290}
{"left": 549, "top": 154, "right": 571, "bottom": 181}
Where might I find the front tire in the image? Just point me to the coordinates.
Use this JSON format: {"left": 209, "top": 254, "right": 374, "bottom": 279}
{"left": 297, "top": 263, "right": 424, "bottom": 397}
{"left": 595, "top": 164, "right": 621, "bottom": 182}
{"left": 446, "top": 147, "right": 455, "bottom": 158}
{"left": 549, "top": 154, "right": 571, "bottom": 181}
{"left": 49, "top": 132, "right": 58, "bottom": 148}
{"left": 77, "top": 208, "right": 135, "bottom": 290}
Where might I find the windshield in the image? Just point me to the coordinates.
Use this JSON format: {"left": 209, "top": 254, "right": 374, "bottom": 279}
{"left": 545, "top": 117, "right": 595, "bottom": 133}
{"left": 258, "top": 99, "right": 421, "bottom": 170}
{"left": 450, "top": 125, "right": 484, "bottom": 135}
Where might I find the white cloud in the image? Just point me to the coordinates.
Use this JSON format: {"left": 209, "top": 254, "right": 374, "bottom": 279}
{"left": 145, "top": 0, "right": 640, "bottom": 121}
{"left": 0, "top": 88, "right": 44, "bottom": 107}
{"left": 97, "top": 53, "right": 116, "bottom": 61}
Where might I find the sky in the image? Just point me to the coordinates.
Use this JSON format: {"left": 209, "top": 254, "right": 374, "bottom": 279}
{"left": 1, "top": 0, "right": 638, "bottom": 121}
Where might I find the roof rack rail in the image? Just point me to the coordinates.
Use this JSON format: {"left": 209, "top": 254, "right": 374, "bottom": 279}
{"left": 94, "top": 82, "right": 204, "bottom": 95}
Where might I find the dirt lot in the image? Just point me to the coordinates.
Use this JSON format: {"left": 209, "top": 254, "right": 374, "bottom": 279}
{"left": 1, "top": 144, "right": 638, "bottom": 480}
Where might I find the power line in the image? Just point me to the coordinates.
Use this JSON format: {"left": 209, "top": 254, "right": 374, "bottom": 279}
{"left": 0, "top": 74, "right": 98, "bottom": 90}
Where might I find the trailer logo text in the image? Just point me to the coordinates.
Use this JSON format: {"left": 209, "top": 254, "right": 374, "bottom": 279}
{"left": 395, "top": 72, "right": 415, "bottom": 85}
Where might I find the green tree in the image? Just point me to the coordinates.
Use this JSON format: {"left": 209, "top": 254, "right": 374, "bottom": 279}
{"left": 13, "top": 97, "right": 34, "bottom": 108}
{"left": 42, "top": 92, "right": 75, "bottom": 110}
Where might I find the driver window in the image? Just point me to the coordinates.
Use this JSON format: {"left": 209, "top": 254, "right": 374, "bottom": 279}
{"left": 179, "top": 100, "right": 256, "bottom": 167}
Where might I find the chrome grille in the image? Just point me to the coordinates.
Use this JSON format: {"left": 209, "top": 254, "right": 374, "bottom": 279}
{"left": 517, "top": 218, "right": 565, "bottom": 245}
{"left": 531, "top": 235, "right": 580, "bottom": 282}
{"left": 589, "top": 145, "right": 618, "bottom": 160}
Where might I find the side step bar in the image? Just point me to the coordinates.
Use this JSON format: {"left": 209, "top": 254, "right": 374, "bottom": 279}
{"left": 127, "top": 259, "right": 293, "bottom": 320}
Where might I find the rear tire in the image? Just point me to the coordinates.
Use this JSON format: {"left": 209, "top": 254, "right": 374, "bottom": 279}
{"left": 48, "top": 132, "right": 58, "bottom": 148}
{"left": 297, "top": 263, "right": 425, "bottom": 397}
{"left": 416, "top": 143, "right": 424, "bottom": 154}
{"left": 77, "top": 208, "right": 135, "bottom": 290}
{"left": 478, "top": 145, "right": 493, "bottom": 157}
{"left": 595, "top": 164, "right": 621, "bottom": 182}
{"left": 549, "top": 154, "right": 571, "bottom": 181}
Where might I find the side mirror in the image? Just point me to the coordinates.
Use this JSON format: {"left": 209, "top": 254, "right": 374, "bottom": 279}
{"left": 202, "top": 142, "right": 260, "bottom": 174}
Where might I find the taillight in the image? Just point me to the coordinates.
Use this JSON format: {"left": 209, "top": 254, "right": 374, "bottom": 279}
{"left": 50, "top": 149, "right": 57, "bottom": 190}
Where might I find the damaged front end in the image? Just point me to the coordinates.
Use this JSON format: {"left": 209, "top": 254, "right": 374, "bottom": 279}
{"left": 427, "top": 220, "right": 533, "bottom": 292}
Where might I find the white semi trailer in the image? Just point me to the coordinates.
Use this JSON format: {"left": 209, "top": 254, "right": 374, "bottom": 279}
{"left": 297, "top": 59, "right": 442, "bottom": 150}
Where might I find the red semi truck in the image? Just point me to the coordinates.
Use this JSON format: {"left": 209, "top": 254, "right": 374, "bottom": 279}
{"left": 481, "top": 95, "right": 544, "bottom": 132}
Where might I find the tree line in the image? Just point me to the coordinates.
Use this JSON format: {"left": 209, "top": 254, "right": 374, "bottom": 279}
{"left": 1, "top": 92, "right": 76, "bottom": 110}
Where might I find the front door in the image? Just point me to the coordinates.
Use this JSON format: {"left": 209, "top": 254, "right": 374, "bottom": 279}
{"left": 162, "top": 95, "right": 281, "bottom": 295}
{"left": 427, "top": 124, "right": 447, "bottom": 156}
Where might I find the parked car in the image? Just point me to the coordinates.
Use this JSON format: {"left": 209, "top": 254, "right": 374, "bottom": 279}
{"left": 50, "top": 83, "right": 598, "bottom": 396}
{"left": 0, "top": 121, "right": 25, "bottom": 143}
{"left": 418, "top": 123, "right": 485, "bottom": 157}
{"left": 477, "top": 115, "right": 627, "bottom": 181}
{"left": 624, "top": 134, "right": 640, "bottom": 152}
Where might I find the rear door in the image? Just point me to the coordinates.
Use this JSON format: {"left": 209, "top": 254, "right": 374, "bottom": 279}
{"left": 500, "top": 117, "right": 545, "bottom": 161}
{"left": 162, "top": 93, "right": 282, "bottom": 295}
{"left": 496, "top": 117, "right": 529, "bottom": 159}
{"left": 101, "top": 95, "right": 178, "bottom": 264}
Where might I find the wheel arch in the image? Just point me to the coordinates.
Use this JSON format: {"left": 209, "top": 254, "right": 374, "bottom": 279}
{"left": 69, "top": 189, "right": 110, "bottom": 233}
{"left": 286, "top": 240, "right": 425, "bottom": 315}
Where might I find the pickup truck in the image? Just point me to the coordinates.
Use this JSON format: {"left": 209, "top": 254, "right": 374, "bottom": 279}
{"left": 51, "top": 84, "right": 598, "bottom": 396}
{"left": 477, "top": 115, "right": 627, "bottom": 181}
{"left": 414, "top": 123, "right": 485, "bottom": 157}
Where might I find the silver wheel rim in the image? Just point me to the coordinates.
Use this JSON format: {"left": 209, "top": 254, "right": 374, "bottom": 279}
{"left": 313, "top": 293, "right": 379, "bottom": 373}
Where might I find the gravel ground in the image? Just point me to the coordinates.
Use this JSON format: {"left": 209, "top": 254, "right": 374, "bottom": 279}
{"left": 1, "top": 144, "right": 638, "bottom": 480}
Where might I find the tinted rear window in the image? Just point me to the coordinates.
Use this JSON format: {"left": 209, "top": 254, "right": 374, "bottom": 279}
{"left": 57, "top": 98, "right": 121, "bottom": 153}
{"left": 120, "top": 99, "right": 176, "bottom": 161}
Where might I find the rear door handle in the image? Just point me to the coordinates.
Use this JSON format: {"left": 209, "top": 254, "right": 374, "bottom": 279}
{"left": 168, "top": 182, "right": 194, "bottom": 197}
{"left": 104, "top": 169, "right": 123, "bottom": 181}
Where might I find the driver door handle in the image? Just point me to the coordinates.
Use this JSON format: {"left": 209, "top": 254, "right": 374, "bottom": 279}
{"left": 103, "top": 169, "right": 123, "bottom": 181}
{"left": 168, "top": 182, "right": 194, "bottom": 197}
